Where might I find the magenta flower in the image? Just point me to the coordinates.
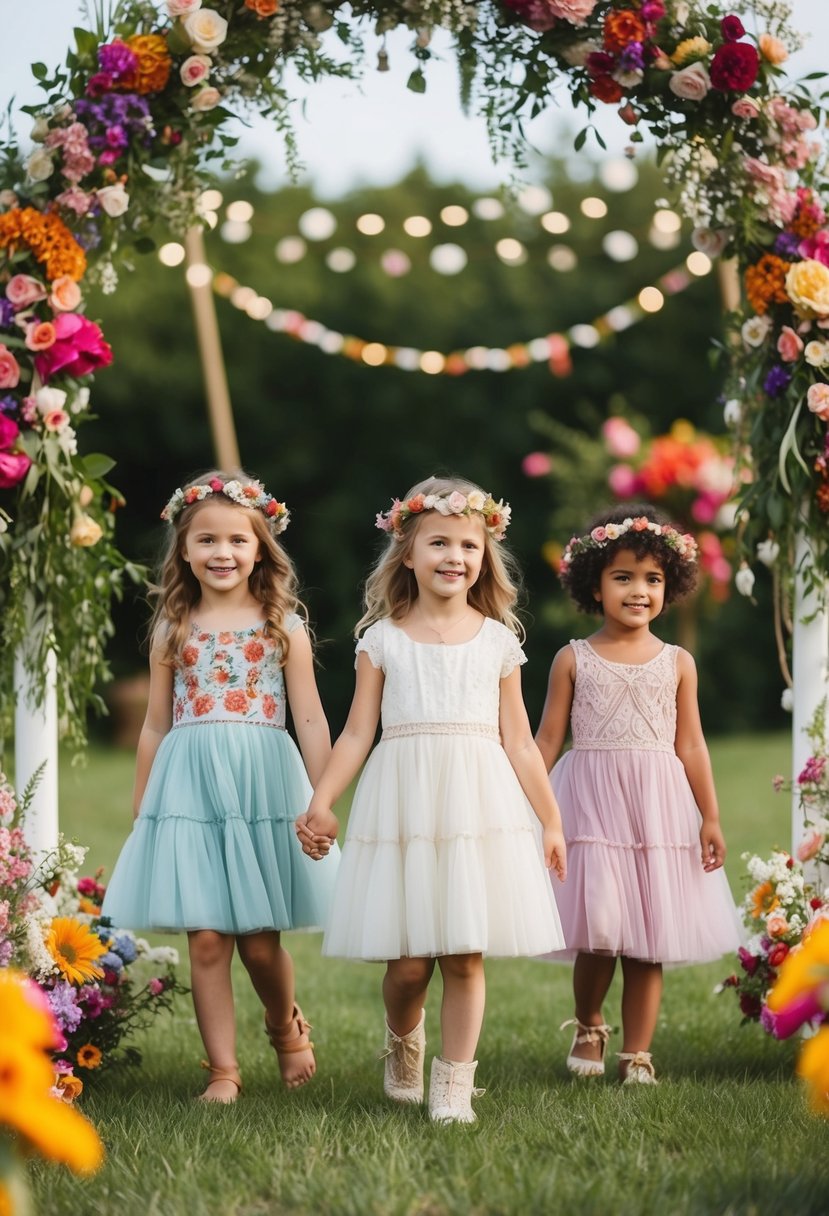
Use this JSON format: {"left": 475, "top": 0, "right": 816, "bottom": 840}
{"left": 34, "top": 313, "right": 113, "bottom": 382}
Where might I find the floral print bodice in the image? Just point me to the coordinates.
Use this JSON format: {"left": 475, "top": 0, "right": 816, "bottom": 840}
{"left": 172, "top": 615, "right": 302, "bottom": 729}
{"left": 569, "top": 638, "right": 678, "bottom": 754}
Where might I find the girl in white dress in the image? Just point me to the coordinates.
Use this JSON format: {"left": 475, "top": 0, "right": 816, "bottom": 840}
{"left": 296, "top": 475, "right": 566, "bottom": 1123}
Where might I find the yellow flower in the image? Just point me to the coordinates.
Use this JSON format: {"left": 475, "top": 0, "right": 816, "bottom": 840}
{"left": 797, "top": 1026, "right": 829, "bottom": 1115}
{"left": 671, "top": 36, "right": 711, "bottom": 66}
{"left": 0, "top": 971, "right": 104, "bottom": 1175}
{"left": 44, "top": 917, "right": 106, "bottom": 985}
{"left": 786, "top": 259, "right": 829, "bottom": 319}
{"left": 76, "top": 1043, "right": 103, "bottom": 1070}
{"left": 750, "top": 881, "right": 779, "bottom": 920}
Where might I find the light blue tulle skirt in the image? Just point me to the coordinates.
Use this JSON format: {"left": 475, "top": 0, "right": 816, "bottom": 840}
{"left": 102, "top": 723, "right": 339, "bottom": 934}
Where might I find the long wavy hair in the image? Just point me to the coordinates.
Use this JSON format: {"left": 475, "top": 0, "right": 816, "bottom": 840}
{"left": 149, "top": 470, "right": 307, "bottom": 665}
{"left": 357, "top": 474, "right": 524, "bottom": 638}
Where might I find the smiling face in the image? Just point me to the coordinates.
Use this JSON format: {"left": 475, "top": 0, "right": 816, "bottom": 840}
{"left": 594, "top": 547, "right": 666, "bottom": 628}
{"left": 403, "top": 511, "right": 486, "bottom": 604}
{"left": 181, "top": 500, "right": 261, "bottom": 597}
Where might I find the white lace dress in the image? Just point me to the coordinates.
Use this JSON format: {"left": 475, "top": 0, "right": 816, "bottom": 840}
{"left": 322, "top": 617, "right": 565, "bottom": 960}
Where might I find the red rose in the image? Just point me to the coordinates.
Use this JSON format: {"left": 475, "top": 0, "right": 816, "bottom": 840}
{"left": 767, "top": 942, "right": 789, "bottom": 967}
{"left": 739, "top": 991, "right": 762, "bottom": 1018}
{"left": 720, "top": 14, "right": 745, "bottom": 42}
{"left": 709, "top": 42, "right": 759, "bottom": 92}
{"left": 589, "top": 75, "right": 624, "bottom": 103}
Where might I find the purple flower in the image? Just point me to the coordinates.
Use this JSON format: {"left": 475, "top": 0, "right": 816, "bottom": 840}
{"left": 100, "top": 950, "right": 123, "bottom": 972}
{"left": 113, "top": 933, "right": 137, "bottom": 963}
{"left": 0, "top": 939, "right": 12, "bottom": 966}
{"left": 738, "top": 946, "right": 761, "bottom": 975}
{"left": 0, "top": 299, "right": 14, "bottom": 329}
{"left": 47, "top": 980, "right": 84, "bottom": 1033}
{"left": 774, "top": 231, "right": 801, "bottom": 259}
{"left": 618, "top": 42, "right": 645, "bottom": 73}
{"left": 764, "top": 364, "right": 792, "bottom": 397}
{"left": 98, "top": 40, "right": 139, "bottom": 81}
{"left": 0, "top": 396, "right": 15, "bottom": 417}
{"left": 79, "top": 985, "right": 106, "bottom": 1018}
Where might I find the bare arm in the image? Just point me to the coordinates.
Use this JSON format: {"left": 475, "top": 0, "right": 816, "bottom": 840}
{"left": 674, "top": 647, "right": 726, "bottom": 871}
{"left": 132, "top": 647, "right": 174, "bottom": 818}
{"left": 284, "top": 624, "right": 331, "bottom": 786}
{"left": 534, "top": 646, "right": 575, "bottom": 773}
{"left": 295, "top": 652, "right": 384, "bottom": 849}
{"left": 499, "top": 667, "right": 566, "bottom": 881}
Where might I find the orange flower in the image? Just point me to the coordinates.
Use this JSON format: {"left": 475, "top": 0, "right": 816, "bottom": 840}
{"left": 603, "top": 9, "right": 646, "bottom": 52}
{"left": 44, "top": 918, "right": 106, "bottom": 985}
{"left": 245, "top": 0, "right": 279, "bottom": 15}
{"left": 744, "top": 253, "right": 790, "bottom": 315}
{"left": 76, "top": 1044, "right": 102, "bottom": 1070}
{"left": 750, "top": 881, "right": 780, "bottom": 920}
{"left": 0, "top": 208, "right": 86, "bottom": 282}
{"left": 124, "top": 34, "right": 172, "bottom": 94}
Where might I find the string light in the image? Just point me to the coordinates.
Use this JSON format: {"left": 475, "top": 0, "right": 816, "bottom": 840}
{"left": 356, "top": 213, "right": 385, "bottom": 235}
{"left": 226, "top": 200, "right": 254, "bottom": 223}
{"left": 403, "top": 215, "right": 432, "bottom": 237}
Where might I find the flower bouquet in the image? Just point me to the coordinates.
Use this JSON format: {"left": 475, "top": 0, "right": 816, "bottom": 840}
{"left": 0, "top": 769, "right": 186, "bottom": 1090}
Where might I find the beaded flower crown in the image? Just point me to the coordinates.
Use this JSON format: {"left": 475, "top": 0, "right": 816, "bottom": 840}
{"left": 160, "top": 477, "right": 289, "bottom": 534}
{"left": 560, "top": 515, "right": 698, "bottom": 576}
{"left": 375, "top": 488, "right": 512, "bottom": 541}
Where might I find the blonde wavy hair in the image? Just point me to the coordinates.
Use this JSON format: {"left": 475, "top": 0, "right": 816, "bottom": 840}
{"left": 357, "top": 474, "right": 524, "bottom": 638}
{"left": 149, "top": 470, "right": 307, "bottom": 666}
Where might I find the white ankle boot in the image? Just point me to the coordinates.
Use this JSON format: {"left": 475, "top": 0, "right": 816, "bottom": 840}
{"left": 380, "top": 1009, "right": 426, "bottom": 1103}
{"left": 428, "top": 1056, "right": 483, "bottom": 1124}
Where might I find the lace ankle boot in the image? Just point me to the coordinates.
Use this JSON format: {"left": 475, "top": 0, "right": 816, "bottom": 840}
{"left": 380, "top": 1009, "right": 426, "bottom": 1102}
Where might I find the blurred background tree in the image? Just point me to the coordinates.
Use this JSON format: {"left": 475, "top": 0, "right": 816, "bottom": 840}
{"left": 82, "top": 153, "right": 784, "bottom": 736}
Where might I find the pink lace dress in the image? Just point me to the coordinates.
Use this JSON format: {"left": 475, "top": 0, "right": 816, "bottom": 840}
{"left": 548, "top": 638, "right": 740, "bottom": 964}
{"left": 323, "top": 617, "right": 564, "bottom": 960}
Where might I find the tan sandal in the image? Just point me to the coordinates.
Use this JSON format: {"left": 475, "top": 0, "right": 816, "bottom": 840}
{"left": 618, "top": 1050, "right": 658, "bottom": 1085}
{"left": 264, "top": 1004, "right": 316, "bottom": 1088}
{"left": 560, "top": 1017, "right": 613, "bottom": 1077}
{"left": 198, "top": 1060, "right": 242, "bottom": 1104}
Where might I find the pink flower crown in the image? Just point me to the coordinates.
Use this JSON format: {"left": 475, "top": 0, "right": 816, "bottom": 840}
{"left": 375, "top": 489, "right": 512, "bottom": 541}
{"left": 560, "top": 516, "right": 698, "bottom": 576}
{"left": 160, "top": 477, "right": 289, "bottom": 533}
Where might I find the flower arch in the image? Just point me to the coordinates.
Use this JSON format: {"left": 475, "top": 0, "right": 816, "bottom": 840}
{"left": 0, "top": 0, "right": 827, "bottom": 749}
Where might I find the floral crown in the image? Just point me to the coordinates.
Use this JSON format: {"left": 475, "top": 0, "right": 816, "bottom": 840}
{"left": 160, "top": 477, "right": 289, "bottom": 534}
{"left": 560, "top": 515, "right": 698, "bottom": 576}
{"left": 376, "top": 488, "right": 512, "bottom": 541}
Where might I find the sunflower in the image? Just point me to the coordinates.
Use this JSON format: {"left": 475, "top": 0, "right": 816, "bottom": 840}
{"left": 44, "top": 918, "right": 106, "bottom": 985}
{"left": 749, "top": 881, "right": 780, "bottom": 920}
{"left": 76, "top": 1044, "right": 103, "bottom": 1070}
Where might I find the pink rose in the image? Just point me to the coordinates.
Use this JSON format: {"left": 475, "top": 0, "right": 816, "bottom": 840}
{"left": 807, "top": 382, "right": 829, "bottom": 421}
{"left": 547, "top": 0, "right": 597, "bottom": 23}
{"left": 503, "top": 0, "right": 596, "bottom": 31}
{"left": 731, "top": 97, "right": 761, "bottom": 120}
{"left": 191, "top": 86, "right": 221, "bottom": 112}
{"left": 797, "top": 828, "right": 825, "bottom": 863}
{"left": 0, "top": 415, "right": 20, "bottom": 450}
{"left": 766, "top": 912, "right": 789, "bottom": 939}
{"left": 669, "top": 62, "right": 711, "bottom": 101}
{"left": 34, "top": 313, "right": 113, "bottom": 382}
{"left": 601, "top": 416, "right": 640, "bottom": 457}
{"left": 6, "top": 274, "right": 46, "bottom": 309}
{"left": 49, "top": 276, "right": 83, "bottom": 312}
{"left": 180, "top": 54, "right": 211, "bottom": 86}
{"left": 590, "top": 526, "right": 608, "bottom": 543}
{"left": 0, "top": 451, "right": 32, "bottom": 489}
{"left": 148, "top": 977, "right": 165, "bottom": 995}
{"left": 447, "top": 491, "right": 468, "bottom": 514}
{"left": 0, "top": 345, "right": 21, "bottom": 389}
{"left": 777, "top": 325, "right": 804, "bottom": 362}
{"left": 167, "top": 0, "right": 202, "bottom": 15}
{"left": 522, "top": 452, "right": 553, "bottom": 477}
{"left": 607, "top": 464, "right": 639, "bottom": 498}
{"left": 25, "top": 320, "right": 56, "bottom": 351}
{"left": 43, "top": 409, "right": 71, "bottom": 432}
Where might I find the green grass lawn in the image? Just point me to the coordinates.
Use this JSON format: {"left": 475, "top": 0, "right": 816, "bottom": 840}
{"left": 27, "top": 733, "right": 829, "bottom": 1216}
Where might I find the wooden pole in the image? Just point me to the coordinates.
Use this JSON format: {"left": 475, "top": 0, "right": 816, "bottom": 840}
{"left": 184, "top": 226, "right": 241, "bottom": 470}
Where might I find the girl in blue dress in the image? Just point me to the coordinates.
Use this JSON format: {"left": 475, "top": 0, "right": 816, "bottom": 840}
{"left": 103, "top": 471, "right": 338, "bottom": 1102}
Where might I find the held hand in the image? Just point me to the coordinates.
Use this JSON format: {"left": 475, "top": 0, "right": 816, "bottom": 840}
{"left": 296, "top": 806, "right": 339, "bottom": 861}
{"left": 543, "top": 825, "right": 567, "bottom": 882}
{"left": 700, "top": 822, "right": 726, "bottom": 871}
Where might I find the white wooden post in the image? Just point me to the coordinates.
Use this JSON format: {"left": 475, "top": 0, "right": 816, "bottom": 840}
{"left": 15, "top": 646, "right": 59, "bottom": 855}
{"left": 791, "top": 527, "right": 829, "bottom": 851}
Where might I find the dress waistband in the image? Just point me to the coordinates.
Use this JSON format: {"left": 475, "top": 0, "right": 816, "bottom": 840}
{"left": 171, "top": 719, "right": 286, "bottom": 731}
{"left": 571, "top": 741, "right": 674, "bottom": 753}
{"left": 381, "top": 721, "right": 500, "bottom": 742}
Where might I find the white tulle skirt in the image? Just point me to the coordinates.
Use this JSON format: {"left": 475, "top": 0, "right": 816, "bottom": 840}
{"left": 323, "top": 734, "right": 564, "bottom": 960}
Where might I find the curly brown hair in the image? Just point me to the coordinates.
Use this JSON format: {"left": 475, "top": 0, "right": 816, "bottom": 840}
{"left": 561, "top": 502, "right": 699, "bottom": 615}
{"left": 149, "top": 469, "right": 307, "bottom": 664}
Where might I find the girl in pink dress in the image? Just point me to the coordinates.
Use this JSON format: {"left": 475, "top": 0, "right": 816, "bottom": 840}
{"left": 535, "top": 503, "right": 740, "bottom": 1085}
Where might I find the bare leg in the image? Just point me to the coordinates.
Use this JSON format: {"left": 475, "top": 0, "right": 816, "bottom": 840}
{"left": 236, "top": 930, "right": 314, "bottom": 1088}
{"left": 436, "top": 953, "right": 485, "bottom": 1062}
{"left": 188, "top": 930, "right": 238, "bottom": 1102}
{"left": 619, "top": 956, "right": 663, "bottom": 1077}
{"left": 383, "top": 956, "right": 435, "bottom": 1036}
{"left": 570, "top": 951, "right": 618, "bottom": 1064}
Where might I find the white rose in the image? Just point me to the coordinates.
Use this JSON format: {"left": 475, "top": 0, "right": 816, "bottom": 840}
{"left": 26, "top": 148, "right": 54, "bottom": 182}
{"left": 433, "top": 498, "right": 452, "bottom": 515}
{"left": 466, "top": 490, "right": 486, "bottom": 511}
{"left": 30, "top": 116, "right": 50, "bottom": 143}
{"left": 70, "top": 387, "right": 90, "bottom": 415}
{"left": 781, "top": 688, "right": 794, "bottom": 712}
{"left": 723, "top": 398, "right": 742, "bottom": 426}
{"left": 168, "top": 0, "right": 201, "bottom": 13}
{"left": 561, "top": 39, "right": 599, "bottom": 67}
{"left": 669, "top": 63, "right": 711, "bottom": 102}
{"left": 183, "top": 8, "right": 228, "bottom": 53}
{"left": 180, "top": 53, "right": 211, "bottom": 87}
{"left": 742, "top": 315, "right": 772, "bottom": 347}
{"left": 97, "top": 183, "right": 129, "bottom": 217}
{"left": 191, "top": 86, "right": 222, "bottom": 112}
{"left": 756, "top": 539, "right": 780, "bottom": 567}
{"left": 35, "top": 386, "right": 68, "bottom": 415}
{"left": 735, "top": 564, "right": 755, "bottom": 596}
{"left": 804, "top": 340, "right": 829, "bottom": 367}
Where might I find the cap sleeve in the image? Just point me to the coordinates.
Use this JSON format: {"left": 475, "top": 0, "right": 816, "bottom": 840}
{"left": 500, "top": 629, "right": 527, "bottom": 679}
{"left": 285, "top": 612, "right": 305, "bottom": 634}
{"left": 355, "top": 621, "right": 385, "bottom": 671}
